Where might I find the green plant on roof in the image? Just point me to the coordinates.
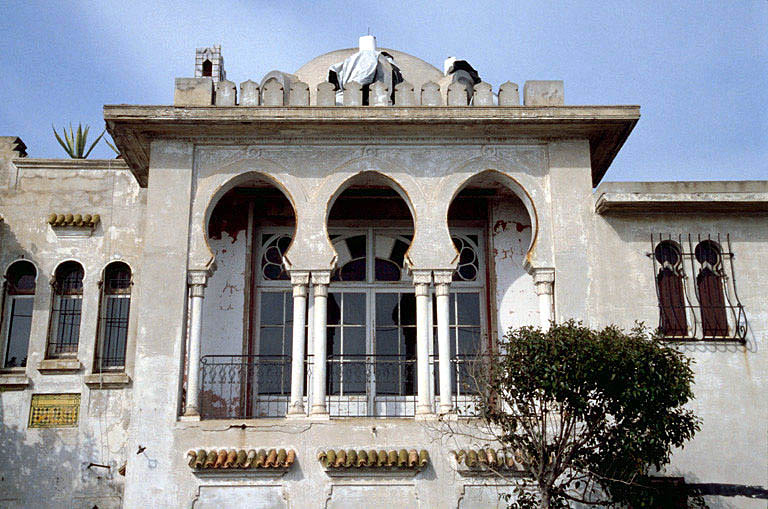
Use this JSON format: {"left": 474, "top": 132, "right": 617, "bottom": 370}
{"left": 52, "top": 123, "right": 105, "bottom": 159}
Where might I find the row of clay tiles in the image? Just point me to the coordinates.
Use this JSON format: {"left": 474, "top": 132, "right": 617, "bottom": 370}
{"left": 187, "top": 449, "right": 296, "bottom": 469}
{"left": 48, "top": 213, "right": 100, "bottom": 228}
{"left": 175, "top": 76, "right": 563, "bottom": 108}
{"left": 318, "top": 449, "right": 429, "bottom": 469}
{"left": 452, "top": 448, "right": 527, "bottom": 470}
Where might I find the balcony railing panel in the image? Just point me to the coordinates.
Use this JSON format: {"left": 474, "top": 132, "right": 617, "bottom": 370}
{"left": 200, "top": 355, "right": 291, "bottom": 419}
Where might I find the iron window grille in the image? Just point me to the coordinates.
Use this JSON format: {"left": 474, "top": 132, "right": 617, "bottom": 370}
{"left": 47, "top": 261, "right": 85, "bottom": 357}
{"left": 649, "top": 233, "right": 747, "bottom": 342}
{"left": 94, "top": 262, "right": 132, "bottom": 371}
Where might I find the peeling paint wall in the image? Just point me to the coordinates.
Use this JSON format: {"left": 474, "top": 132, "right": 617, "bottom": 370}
{"left": 491, "top": 197, "right": 537, "bottom": 337}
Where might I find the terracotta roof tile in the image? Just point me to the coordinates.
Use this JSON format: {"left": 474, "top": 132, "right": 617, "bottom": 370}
{"left": 187, "top": 448, "right": 296, "bottom": 470}
{"left": 318, "top": 449, "right": 429, "bottom": 470}
{"left": 452, "top": 448, "right": 527, "bottom": 473}
{"left": 48, "top": 213, "right": 100, "bottom": 227}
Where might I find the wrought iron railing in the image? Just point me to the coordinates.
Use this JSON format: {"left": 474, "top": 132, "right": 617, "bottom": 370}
{"left": 200, "top": 355, "right": 292, "bottom": 419}
{"left": 326, "top": 354, "right": 418, "bottom": 418}
{"left": 431, "top": 354, "right": 489, "bottom": 417}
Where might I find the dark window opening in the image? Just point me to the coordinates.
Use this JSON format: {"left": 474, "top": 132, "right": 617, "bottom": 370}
{"left": 695, "top": 241, "right": 728, "bottom": 336}
{"left": 47, "top": 261, "right": 84, "bottom": 357}
{"left": 202, "top": 59, "right": 212, "bottom": 77}
{"left": 654, "top": 241, "right": 687, "bottom": 336}
{"left": 95, "top": 262, "right": 132, "bottom": 370}
{"left": 3, "top": 261, "right": 36, "bottom": 368}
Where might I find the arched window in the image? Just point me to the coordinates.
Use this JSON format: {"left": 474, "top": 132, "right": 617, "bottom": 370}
{"left": 654, "top": 241, "right": 687, "bottom": 336}
{"left": 95, "top": 262, "right": 132, "bottom": 370}
{"left": 202, "top": 59, "right": 213, "bottom": 77}
{"left": 47, "top": 261, "right": 84, "bottom": 357}
{"left": 695, "top": 241, "right": 728, "bottom": 337}
{"left": 2, "top": 261, "right": 36, "bottom": 368}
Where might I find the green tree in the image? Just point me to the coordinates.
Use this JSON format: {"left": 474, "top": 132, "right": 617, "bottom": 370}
{"left": 469, "top": 321, "right": 700, "bottom": 508}
{"left": 52, "top": 123, "right": 105, "bottom": 159}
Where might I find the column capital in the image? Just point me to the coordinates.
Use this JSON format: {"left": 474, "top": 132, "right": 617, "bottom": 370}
{"left": 433, "top": 269, "right": 454, "bottom": 286}
{"left": 290, "top": 270, "right": 310, "bottom": 297}
{"left": 188, "top": 268, "right": 214, "bottom": 297}
{"left": 311, "top": 270, "right": 331, "bottom": 286}
{"left": 411, "top": 269, "right": 433, "bottom": 286}
{"left": 533, "top": 267, "right": 555, "bottom": 295}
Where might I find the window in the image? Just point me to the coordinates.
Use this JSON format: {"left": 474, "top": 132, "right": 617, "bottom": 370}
{"left": 202, "top": 59, "right": 212, "bottom": 77}
{"left": 654, "top": 240, "right": 687, "bottom": 337}
{"left": 650, "top": 234, "right": 746, "bottom": 341}
{"left": 95, "top": 262, "right": 132, "bottom": 371}
{"left": 694, "top": 240, "right": 728, "bottom": 337}
{"left": 47, "top": 261, "right": 84, "bottom": 357}
{"left": 2, "top": 261, "right": 36, "bottom": 368}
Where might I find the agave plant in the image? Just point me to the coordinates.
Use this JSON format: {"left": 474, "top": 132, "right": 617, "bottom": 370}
{"left": 52, "top": 123, "right": 105, "bottom": 159}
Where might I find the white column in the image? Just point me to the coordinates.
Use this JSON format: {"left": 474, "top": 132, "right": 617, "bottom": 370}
{"left": 310, "top": 270, "right": 330, "bottom": 417}
{"left": 434, "top": 269, "right": 453, "bottom": 414}
{"left": 184, "top": 269, "right": 211, "bottom": 417}
{"left": 533, "top": 268, "right": 555, "bottom": 330}
{"left": 413, "top": 270, "right": 433, "bottom": 416}
{"left": 287, "top": 271, "right": 309, "bottom": 416}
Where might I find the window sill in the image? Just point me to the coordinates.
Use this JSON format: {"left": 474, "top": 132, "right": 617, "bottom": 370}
{"left": 0, "top": 372, "right": 30, "bottom": 390}
{"left": 38, "top": 358, "right": 82, "bottom": 374}
{"left": 84, "top": 372, "right": 131, "bottom": 389}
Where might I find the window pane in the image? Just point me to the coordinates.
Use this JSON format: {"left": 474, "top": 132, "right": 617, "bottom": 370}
{"left": 4, "top": 298, "right": 33, "bottom": 367}
{"left": 343, "top": 361, "right": 366, "bottom": 394}
{"left": 260, "top": 293, "right": 284, "bottom": 325}
{"left": 327, "top": 293, "right": 341, "bottom": 326}
{"left": 55, "top": 296, "right": 82, "bottom": 353}
{"left": 376, "top": 293, "right": 398, "bottom": 326}
{"left": 457, "top": 293, "right": 480, "bottom": 325}
{"left": 458, "top": 327, "right": 481, "bottom": 356}
{"left": 343, "top": 293, "right": 365, "bottom": 325}
{"left": 343, "top": 327, "right": 366, "bottom": 356}
{"left": 375, "top": 327, "right": 399, "bottom": 356}
{"left": 259, "top": 327, "right": 285, "bottom": 356}
{"left": 327, "top": 326, "right": 342, "bottom": 356}
{"left": 399, "top": 293, "right": 416, "bottom": 326}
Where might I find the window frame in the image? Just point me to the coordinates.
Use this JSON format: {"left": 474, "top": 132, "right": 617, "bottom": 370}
{"left": 46, "top": 261, "right": 85, "bottom": 358}
{"left": 94, "top": 261, "right": 133, "bottom": 372}
{"left": 0, "top": 260, "right": 38, "bottom": 370}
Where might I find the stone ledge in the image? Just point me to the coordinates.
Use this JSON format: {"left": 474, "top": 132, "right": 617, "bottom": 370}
{"left": 84, "top": 372, "right": 131, "bottom": 389}
{"left": 38, "top": 358, "right": 81, "bottom": 374}
{"left": 0, "top": 372, "right": 31, "bottom": 390}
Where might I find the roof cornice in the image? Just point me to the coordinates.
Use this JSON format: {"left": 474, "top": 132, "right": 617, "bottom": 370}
{"left": 104, "top": 105, "right": 640, "bottom": 187}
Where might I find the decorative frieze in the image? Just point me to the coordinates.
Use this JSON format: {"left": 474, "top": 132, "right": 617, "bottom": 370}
{"left": 187, "top": 448, "right": 296, "bottom": 474}
{"left": 318, "top": 448, "right": 429, "bottom": 475}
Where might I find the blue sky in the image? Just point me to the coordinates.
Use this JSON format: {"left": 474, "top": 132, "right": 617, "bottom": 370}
{"left": 1, "top": 1, "right": 766, "bottom": 182}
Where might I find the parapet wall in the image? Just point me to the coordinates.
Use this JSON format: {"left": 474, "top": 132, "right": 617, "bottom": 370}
{"left": 174, "top": 77, "right": 564, "bottom": 107}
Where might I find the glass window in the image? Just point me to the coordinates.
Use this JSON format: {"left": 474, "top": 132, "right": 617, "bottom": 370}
{"left": 95, "top": 262, "right": 131, "bottom": 370}
{"left": 47, "top": 261, "right": 84, "bottom": 357}
{"left": 2, "top": 261, "right": 36, "bottom": 368}
{"left": 256, "top": 290, "right": 292, "bottom": 394}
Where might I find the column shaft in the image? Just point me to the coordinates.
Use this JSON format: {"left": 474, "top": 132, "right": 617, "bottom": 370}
{"left": 184, "top": 273, "right": 207, "bottom": 417}
{"left": 436, "top": 283, "right": 453, "bottom": 413}
{"left": 415, "top": 281, "right": 432, "bottom": 415}
{"left": 288, "top": 274, "right": 308, "bottom": 415}
{"left": 310, "top": 272, "right": 330, "bottom": 416}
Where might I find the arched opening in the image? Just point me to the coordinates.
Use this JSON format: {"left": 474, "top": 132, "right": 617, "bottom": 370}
{"left": 47, "top": 261, "right": 84, "bottom": 358}
{"left": 325, "top": 172, "right": 417, "bottom": 416}
{"left": 2, "top": 260, "right": 36, "bottom": 368}
{"left": 654, "top": 240, "right": 688, "bottom": 337}
{"left": 445, "top": 171, "right": 537, "bottom": 403}
{"left": 201, "top": 178, "right": 296, "bottom": 419}
{"left": 95, "top": 262, "right": 132, "bottom": 371}
{"left": 201, "top": 59, "right": 213, "bottom": 77}
{"left": 695, "top": 240, "right": 728, "bottom": 337}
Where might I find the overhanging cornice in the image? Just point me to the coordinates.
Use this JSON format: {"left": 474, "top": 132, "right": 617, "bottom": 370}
{"left": 104, "top": 105, "right": 640, "bottom": 187}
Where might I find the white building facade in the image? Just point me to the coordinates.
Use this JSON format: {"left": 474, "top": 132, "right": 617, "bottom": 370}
{"left": 0, "top": 39, "right": 766, "bottom": 508}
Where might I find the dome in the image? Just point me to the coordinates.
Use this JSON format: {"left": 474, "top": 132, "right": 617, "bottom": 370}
{"left": 295, "top": 48, "right": 443, "bottom": 103}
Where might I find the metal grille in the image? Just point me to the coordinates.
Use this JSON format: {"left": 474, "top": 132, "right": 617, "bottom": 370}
{"left": 200, "top": 355, "right": 292, "bottom": 419}
{"left": 326, "top": 354, "right": 417, "bottom": 418}
{"left": 47, "top": 262, "right": 84, "bottom": 357}
{"left": 650, "top": 233, "right": 747, "bottom": 341}
{"left": 431, "top": 354, "right": 487, "bottom": 417}
{"left": 95, "top": 263, "right": 132, "bottom": 370}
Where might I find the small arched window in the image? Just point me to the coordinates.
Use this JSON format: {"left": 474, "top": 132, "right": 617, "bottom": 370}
{"left": 202, "top": 59, "right": 213, "bottom": 77}
{"left": 695, "top": 241, "right": 728, "bottom": 337}
{"left": 47, "top": 261, "right": 84, "bottom": 357}
{"left": 2, "top": 261, "right": 36, "bottom": 368}
{"left": 95, "top": 262, "right": 132, "bottom": 370}
{"left": 654, "top": 241, "right": 687, "bottom": 336}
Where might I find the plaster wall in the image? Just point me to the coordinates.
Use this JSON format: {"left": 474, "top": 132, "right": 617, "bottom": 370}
{"left": 590, "top": 211, "right": 768, "bottom": 508}
{"left": 0, "top": 162, "right": 144, "bottom": 508}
